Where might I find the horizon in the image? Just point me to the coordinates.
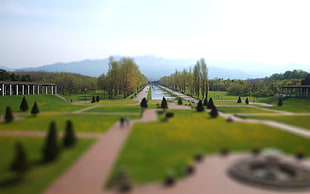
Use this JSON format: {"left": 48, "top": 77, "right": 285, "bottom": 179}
{"left": 1, "top": 0, "right": 310, "bottom": 70}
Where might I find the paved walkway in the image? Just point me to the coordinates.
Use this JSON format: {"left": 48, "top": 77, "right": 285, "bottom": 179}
{"left": 132, "top": 85, "right": 150, "bottom": 102}
{"left": 159, "top": 86, "right": 198, "bottom": 103}
{"left": 43, "top": 109, "right": 157, "bottom": 194}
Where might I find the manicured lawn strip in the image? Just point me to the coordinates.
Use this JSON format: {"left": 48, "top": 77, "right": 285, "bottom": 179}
{"left": 0, "top": 113, "right": 120, "bottom": 133}
{"left": 109, "top": 110, "right": 310, "bottom": 185}
{"left": 0, "top": 95, "right": 87, "bottom": 114}
{"left": 0, "top": 137, "right": 94, "bottom": 194}
{"left": 96, "top": 100, "right": 137, "bottom": 105}
{"left": 218, "top": 106, "right": 275, "bottom": 113}
{"left": 208, "top": 91, "right": 239, "bottom": 100}
{"left": 85, "top": 106, "right": 141, "bottom": 113}
{"left": 266, "top": 98, "right": 310, "bottom": 113}
{"left": 147, "top": 86, "right": 152, "bottom": 100}
{"left": 246, "top": 115, "right": 310, "bottom": 129}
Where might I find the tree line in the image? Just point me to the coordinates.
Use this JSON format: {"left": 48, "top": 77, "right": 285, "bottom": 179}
{"left": 97, "top": 57, "right": 148, "bottom": 99}
{"left": 159, "top": 58, "right": 208, "bottom": 99}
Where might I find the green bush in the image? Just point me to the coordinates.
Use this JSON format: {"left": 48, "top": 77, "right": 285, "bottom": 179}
{"left": 63, "top": 120, "right": 77, "bottom": 148}
{"left": 42, "top": 121, "right": 60, "bottom": 162}
{"left": 4, "top": 106, "right": 14, "bottom": 123}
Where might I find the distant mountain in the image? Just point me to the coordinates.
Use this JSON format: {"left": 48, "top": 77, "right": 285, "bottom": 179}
{"left": 2, "top": 55, "right": 308, "bottom": 79}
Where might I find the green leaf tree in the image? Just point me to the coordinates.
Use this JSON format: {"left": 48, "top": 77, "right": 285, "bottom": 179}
{"left": 19, "top": 96, "right": 29, "bottom": 112}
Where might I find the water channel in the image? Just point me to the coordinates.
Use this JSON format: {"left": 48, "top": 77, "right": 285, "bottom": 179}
{"left": 151, "top": 85, "right": 176, "bottom": 101}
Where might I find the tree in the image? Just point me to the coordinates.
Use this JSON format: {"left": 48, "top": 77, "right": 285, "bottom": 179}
{"left": 196, "top": 100, "right": 204, "bottom": 112}
{"left": 4, "top": 106, "right": 14, "bottom": 123}
{"left": 140, "top": 97, "right": 148, "bottom": 109}
{"left": 63, "top": 120, "right": 77, "bottom": 148}
{"left": 96, "top": 95, "right": 100, "bottom": 102}
{"left": 19, "top": 96, "right": 29, "bottom": 112}
{"left": 278, "top": 97, "right": 283, "bottom": 106}
{"left": 31, "top": 102, "right": 39, "bottom": 116}
{"left": 10, "top": 142, "right": 30, "bottom": 177}
{"left": 114, "top": 168, "right": 132, "bottom": 192}
{"left": 237, "top": 96, "right": 242, "bottom": 103}
{"left": 245, "top": 97, "right": 249, "bottom": 105}
{"left": 207, "top": 98, "right": 214, "bottom": 109}
{"left": 161, "top": 97, "right": 168, "bottom": 110}
{"left": 177, "top": 98, "right": 183, "bottom": 105}
{"left": 43, "top": 121, "right": 60, "bottom": 162}
{"left": 209, "top": 104, "right": 218, "bottom": 118}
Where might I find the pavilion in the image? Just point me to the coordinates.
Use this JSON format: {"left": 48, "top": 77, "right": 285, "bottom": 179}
{"left": 281, "top": 85, "right": 310, "bottom": 97}
{"left": 0, "top": 81, "right": 57, "bottom": 96}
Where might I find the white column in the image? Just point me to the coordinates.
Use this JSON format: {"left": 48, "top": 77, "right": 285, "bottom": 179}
{"left": 45, "top": 86, "right": 48, "bottom": 94}
{"left": 27, "top": 85, "right": 30, "bottom": 95}
{"left": 1, "top": 84, "right": 4, "bottom": 96}
{"left": 16, "top": 85, "right": 19, "bottom": 95}
{"left": 33, "top": 85, "right": 35, "bottom": 95}
{"left": 22, "top": 85, "right": 25, "bottom": 95}
{"left": 37, "top": 85, "right": 40, "bottom": 95}
{"left": 51, "top": 86, "right": 54, "bottom": 95}
{"left": 9, "top": 84, "right": 12, "bottom": 96}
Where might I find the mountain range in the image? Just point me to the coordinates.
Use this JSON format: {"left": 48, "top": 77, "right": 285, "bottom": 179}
{"left": 1, "top": 55, "right": 309, "bottom": 79}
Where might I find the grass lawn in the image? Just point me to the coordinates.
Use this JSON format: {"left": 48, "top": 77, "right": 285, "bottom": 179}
{"left": 86, "top": 105, "right": 141, "bottom": 113}
{"left": 0, "top": 136, "right": 94, "bottom": 194}
{"left": 0, "top": 113, "right": 122, "bottom": 133}
{"left": 208, "top": 91, "right": 240, "bottom": 100}
{"left": 246, "top": 115, "right": 310, "bottom": 129}
{"left": 0, "top": 95, "right": 88, "bottom": 114}
{"left": 108, "top": 109, "right": 310, "bottom": 185}
{"left": 218, "top": 106, "right": 275, "bottom": 113}
{"left": 266, "top": 98, "right": 310, "bottom": 113}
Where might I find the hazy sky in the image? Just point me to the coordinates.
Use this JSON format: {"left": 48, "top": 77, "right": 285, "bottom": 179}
{"left": 1, "top": 0, "right": 310, "bottom": 68}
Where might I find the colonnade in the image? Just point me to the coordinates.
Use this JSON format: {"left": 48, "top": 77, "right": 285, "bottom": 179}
{"left": 0, "top": 81, "right": 57, "bottom": 96}
{"left": 281, "top": 86, "right": 310, "bottom": 97}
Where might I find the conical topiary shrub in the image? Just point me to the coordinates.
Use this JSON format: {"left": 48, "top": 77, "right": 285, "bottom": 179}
{"left": 278, "top": 97, "right": 283, "bottom": 106}
{"left": 96, "top": 95, "right": 100, "bottom": 102}
{"left": 209, "top": 104, "right": 218, "bottom": 118}
{"left": 42, "top": 121, "right": 60, "bottom": 162}
{"left": 161, "top": 97, "right": 168, "bottom": 110}
{"left": 114, "top": 168, "right": 132, "bottom": 192}
{"left": 203, "top": 98, "right": 208, "bottom": 107}
{"left": 63, "top": 120, "right": 77, "bottom": 148}
{"left": 196, "top": 100, "right": 204, "bottom": 112}
{"left": 10, "top": 142, "right": 30, "bottom": 177}
{"left": 31, "top": 102, "right": 39, "bottom": 116}
{"left": 4, "top": 106, "right": 14, "bottom": 123}
{"left": 91, "top": 96, "right": 95, "bottom": 103}
{"left": 237, "top": 96, "right": 242, "bottom": 103}
{"left": 245, "top": 97, "right": 249, "bottom": 105}
{"left": 207, "top": 98, "right": 214, "bottom": 109}
{"left": 19, "top": 96, "right": 29, "bottom": 112}
{"left": 140, "top": 97, "right": 148, "bottom": 109}
{"left": 177, "top": 98, "right": 183, "bottom": 105}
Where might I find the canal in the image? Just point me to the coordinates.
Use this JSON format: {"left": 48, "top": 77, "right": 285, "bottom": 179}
{"left": 151, "top": 85, "right": 176, "bottom": 101}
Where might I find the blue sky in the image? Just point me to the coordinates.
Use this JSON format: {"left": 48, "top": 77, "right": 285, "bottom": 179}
{"left": 1, "top": 0, "right": 310, "bottom": 69}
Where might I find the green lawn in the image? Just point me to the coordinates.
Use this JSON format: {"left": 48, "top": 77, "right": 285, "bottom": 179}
{"left": 267, "top": 98, "right": 310, "bottom": 112}
{"left": 218, "top": 106, "right": 274, "bottom": 113}
{"left": 86, "top": 105, "right": 141, "bottom": 113}
{"left": 0, "top": 137, "right": 94, "bottom": 194}
{"left": 0, "top": 95, "right": 87, "bottom": 114}
{"left": 0, "top": 113, "right": 122, "bottom": 133}
{"left": 108, "top": 110, "right": 310, "bottom": 185}
{"left": 246, "top": 115, "right": 310, "bottom": 129}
